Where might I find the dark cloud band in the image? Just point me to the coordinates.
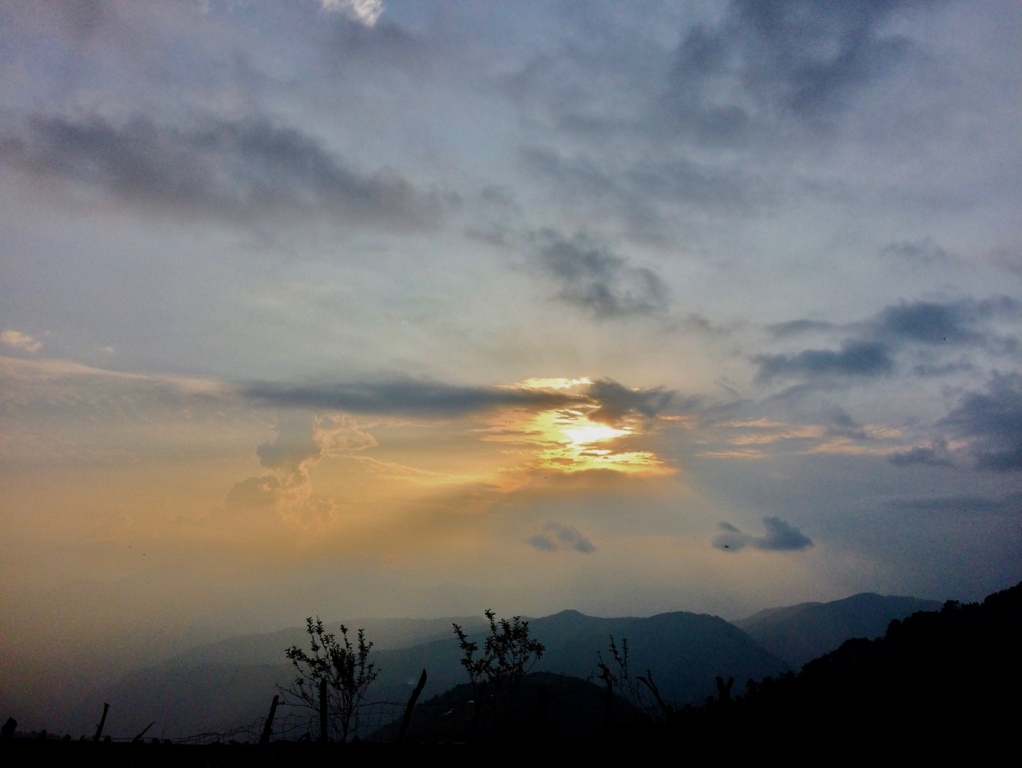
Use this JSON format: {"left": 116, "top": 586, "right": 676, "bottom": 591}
{"left": 0, "top": 113, "right": 441, "bottom": 230}
{"left": 755, "top": 341, "right": 894, "bottom": 382}
{"left": 242, "top": 376, "right": 678, "bottom": 425}
{"left": 756, "top": 297, "right": 1020, "bottom": 386}
{"left": 243, "top": 379, "right": 585, "bottom": 416}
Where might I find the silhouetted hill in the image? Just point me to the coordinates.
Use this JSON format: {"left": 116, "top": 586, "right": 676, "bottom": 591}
{"left": 677, "top": 581, "right": 1022, "bottom": 755}
{"left": 733, "top": 592, "right": 941, "bottom": 669}
{"left": 372, "top": 671, "right": 646, "bottom": 745}
{"left": 530, "top": 610, "right": 788, "bottom": 705}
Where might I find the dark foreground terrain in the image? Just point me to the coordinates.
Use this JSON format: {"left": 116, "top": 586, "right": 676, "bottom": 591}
{"left": 4, "top": 580, "right": 1019, "bottom": 763}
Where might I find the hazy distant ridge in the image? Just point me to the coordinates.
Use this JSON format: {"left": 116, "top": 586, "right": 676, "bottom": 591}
{"left": 45, "top": 593, "right": 940, "bottom": 738}
{"left": 734, "top": 592, "right": 942, "bottom": 669}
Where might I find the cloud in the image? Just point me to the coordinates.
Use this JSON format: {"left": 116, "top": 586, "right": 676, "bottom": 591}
{"left": 887, "top": 441, "right": 954, "bottom": 468}
{"left": 754, "top": 340, "right": 894, "bottom": 382}
{"left": 879, "top": 238, "right": 953, "bottom": 265}
{"left": 227, "top": 412, "right": 376, "bottom": 525}
{"left": 941, "top": 373, "right": 1022, "bottom": 472}
{"left": 735, "top": 0, "right": 914, "bottom": 118}
{"left": 244, "top": 378, "right": 587, "bottom": 416}
{"left": 314, "top": 413, "right": 378, "bottom": 453}
{"left": 320, "top": 0, "right": 384, "bottom": 28}
{"left": 866, "top": 298, "right": 1014, "bottom": 349}
{"left": 0, "top": 330, "right": 42, "bottom": 353}
{"left": 0, "top": 113, "right": 440, "bottom": 230}
{"left": 0, "top": 355, "right": 232, "bottom": 424}
{"left": 661, "top": 0, "right": 917, "bottom": 142}
{"left": 766, "top": 319, "right": 838, "bottom": 338}
{"left": 758, "top": 516, "right": 814, "bottom": 550}
{"left": 243, "top": 376, "right": 680, "bottom": 433}
{"left": 255, "top": 414, "right": 322, "bottom": 474}
{"left": 586, "top": 379, "right": 674, "bottom": 426}
{"left": 756, "top": 297, "right": 1021, "bottom": 387}
{"left": 532, "top": 231, "right": 669, "bottom": 318}
{"left": 871, "top": 301, "right": 989, "bottom": 346}
{"left": 527, "top": 521, "right": 596, "bottom": 554}
{"left": 520, "top": 146, "right": 754, "bottom": 228}
{"left": 823, "top": 407, "right": 868, "bottom": 440}
{"left": 714, "top": 516, "right": 814, "bottom": 552}
{"left": 885, "top": 495, "right": 1010, "bottom": 515}
{"left": 987, "top": 243, "right": 1022, "bottom": 275}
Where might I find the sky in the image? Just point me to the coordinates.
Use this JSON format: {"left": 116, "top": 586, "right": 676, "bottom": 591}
{"left": 1, "top": 0, "right": 1021, "bottom": 689}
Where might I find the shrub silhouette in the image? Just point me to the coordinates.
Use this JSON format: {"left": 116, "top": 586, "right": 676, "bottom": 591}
{"left": 453, "top": 610, "right": 545, "bottom": 741}
{"left": 281, "top": 617, "right": 379, "bottom": 742}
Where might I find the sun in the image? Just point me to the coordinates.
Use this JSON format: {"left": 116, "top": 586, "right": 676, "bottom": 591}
{"left": 562, "top": 422, "right": 631, "bottom": 446}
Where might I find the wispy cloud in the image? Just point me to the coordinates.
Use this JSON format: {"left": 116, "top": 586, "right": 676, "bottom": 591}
{"left": 0, "top": 330, "right": 42, "bottom": 353}
{"left": 884, "top": 495, "right": 1011, "bottom": 515}
{"left": 879, "top": 238, "right": 953, "bottom": 265}
{"left": 320, "top": 0, "right": 384, "bottom": 28}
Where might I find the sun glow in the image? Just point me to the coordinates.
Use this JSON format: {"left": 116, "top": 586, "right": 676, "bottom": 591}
{"left": 529, "top": 408, "right": 671, "bottom": 475}
{"left": 479, "top": 378, "right": 675, "bottom": 476}
{"left": 562, "top": 422, "right": 631, "bottom": 445}
{"left": 515, "top": 377, "right": 592, "bottom": 391}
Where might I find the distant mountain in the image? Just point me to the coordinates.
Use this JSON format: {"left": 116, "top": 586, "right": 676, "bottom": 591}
{"left": 366, "top": 609, "right": 790, "bottom": 718}
{"left": 36, "top": 593, "right": 946, "bottom": 740}
{"left": 46, "top": 594, "right": 948, "bottom": 740}
{"left": 61, "top": 609, "right": 786, "bottom": 739}
{"left": 733, "top": 592, "right": 942, "bottom": 669}
{"left": 59, "top": 616, "right": 488, "bottom": 739}
{"left": 167, "top": 615, "right": 489, "bottom": 668}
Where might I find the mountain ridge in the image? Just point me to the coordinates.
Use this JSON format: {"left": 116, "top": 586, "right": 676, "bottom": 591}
{"left": 12, "top": 591, "right": 946, "bottom": 738}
